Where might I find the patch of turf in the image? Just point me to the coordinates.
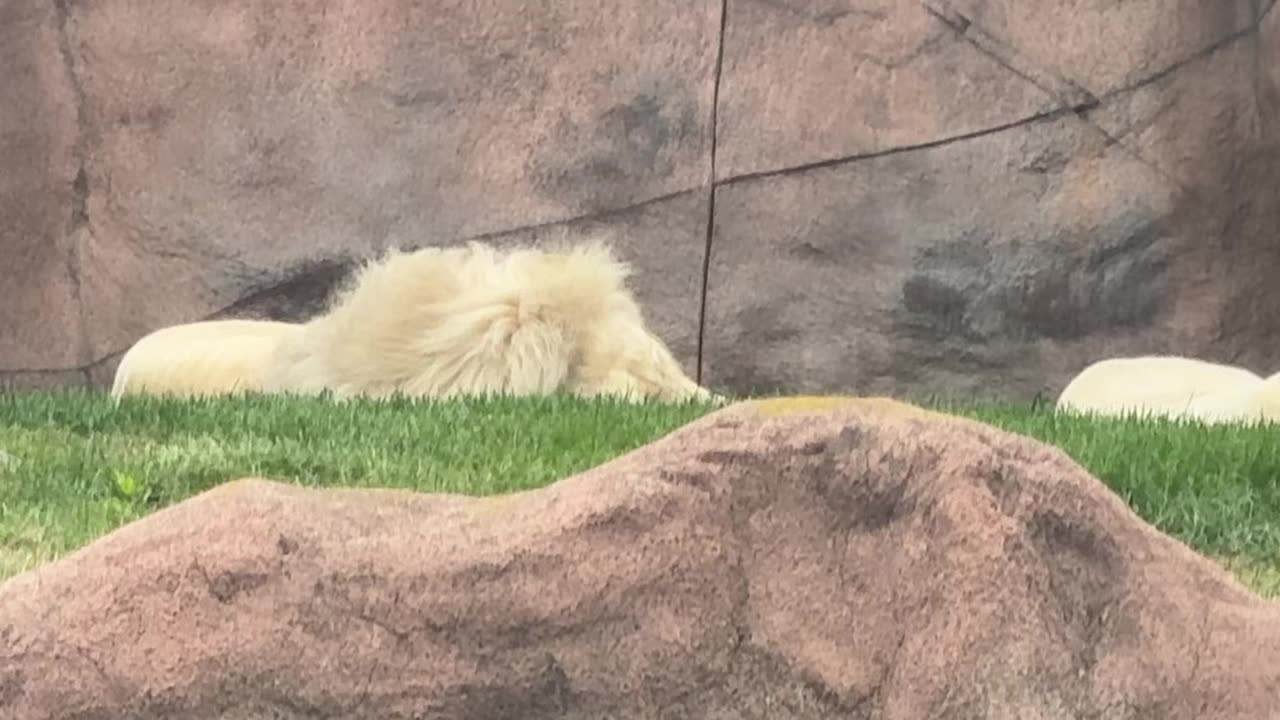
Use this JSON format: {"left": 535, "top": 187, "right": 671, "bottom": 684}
{"left": 0, "top": 390, "right": 1276, "bottom": 599}
{"left": 0, "top": 389, "right": 714, "bottom": 578}
{"left": 948, "top": 402, "right": 1280, "bottom": 567}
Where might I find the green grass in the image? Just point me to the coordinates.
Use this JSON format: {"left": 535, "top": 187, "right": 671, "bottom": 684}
{"left": 0, "top": 390, "right": 715, "bottom": 580}
{"left": 949, "top": 401, "right": 1280, "bottom": 562}
{"left": 0, "top": 390, "right": 1276, "bottom": 599}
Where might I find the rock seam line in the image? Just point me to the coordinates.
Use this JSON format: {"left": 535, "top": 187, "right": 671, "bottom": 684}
{"left": 51, "top": 0, "right": 93, "bottom": 372}
{"left": 718, "top": 104, "right": 1074, "bottom": 189}
{"left": 924, "top": 1, "right": 1259, "bottom": 199}
{"left": 1089, "top": 21, "right": 1260, "bottom": 203}
{"left": 942, "top": 6, "right": 1168, "bottom": 189}
{"left": 696, "top": 0, "right": 730, "bottom": 386}
{"left": 922, "top": 1, "right": 1101, "bottom": 110}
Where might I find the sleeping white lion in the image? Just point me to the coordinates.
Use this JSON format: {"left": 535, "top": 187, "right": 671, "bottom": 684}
{"left": 1056, "top": 355, "right": 1278, "bottom": 424}
{"left": 260, "top": 240, "right": 714, "bottom": 403}
{"left": 112, "top": 240, "right": 716, "bottom": 404}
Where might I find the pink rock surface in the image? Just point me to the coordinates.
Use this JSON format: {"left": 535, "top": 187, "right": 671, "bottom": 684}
{"left": 703, "top": 2, "right": 1280, "bottom": 399}
{"left": 0, "top": 0, "right": 86, "bottom": 372}
{"left": 1, "top": 0, "right": 718, "bottom": 386}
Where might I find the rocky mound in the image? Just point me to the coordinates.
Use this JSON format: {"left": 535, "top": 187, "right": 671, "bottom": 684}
{"left": 1, "top": 397, "right": 1276, "bottom": 719}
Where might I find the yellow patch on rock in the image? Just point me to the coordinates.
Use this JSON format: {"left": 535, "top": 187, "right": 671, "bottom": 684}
{"left": 746, "top": 395, "right": 947, "bottom": 422}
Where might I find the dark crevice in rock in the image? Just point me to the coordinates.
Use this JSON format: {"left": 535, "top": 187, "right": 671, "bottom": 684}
{"left": 755, "top": 0, "right": 889, "bottom": 27}
{"left": 565, "top": 0, "right": 1266, "bottom": 203}
{"left": 1256, "top": 1, "right": 1278, "bottom": 125}
{"left": 922, "top": 1, "right": 1101, "bottom": 113}
{"left": 51, "top": 0, "right": 89, "bottom": 207}
{"left": 51, "top": 0, "right": 93, "bottom": 369}
{"left": 68, "top": 166, "right": 88, "bottom": 232}
{"left": 1260, "top": 0, "right": 1277, "bottom": 24}
{"left": 921, "top": 1, "right": 1202, "bottom": 197}
{"left": 923, "top": 0, "right": 1265, "bottom": 202}
{"left": 719, "top": 104, "right": 1075, "bottom": 189}
{"left": 1082, "top": 22, "right": 1261, "bottom": 202}
{"left": 723, "top": 464, "right": 758, "bottom": 709}
{"left": 210, "top": 257, "right": 356, "bottom": 323}
{"left": 460, "top": 186, "right": 700, "bottom": 246}
{"left": 1101, "top": 24, "right": 1259, "bottom": 101}
{"left": 696, "top": 0, "right": 729, "bottom": 386}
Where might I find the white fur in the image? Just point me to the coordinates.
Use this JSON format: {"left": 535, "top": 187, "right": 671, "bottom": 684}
{"left": 111, "top": 320, "right": 303, "bottom": 399}
{"left": 1055, "top": 355, "right": 1272, "bottom": 423}
{"left": 1242, "top": 372, "right": 1280, "bottom": 422}
{"left": 260, "top": 240, "right": 715, "bottom": 403}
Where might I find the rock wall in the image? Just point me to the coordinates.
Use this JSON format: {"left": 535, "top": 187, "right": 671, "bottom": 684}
{"left": 2, "top": 0, "right": 1277, "bottom": 400}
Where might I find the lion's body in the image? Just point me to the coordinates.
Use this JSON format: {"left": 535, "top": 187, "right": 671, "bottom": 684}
{"left": 1056, "top": 355, "right": 1270, "bottom": 423}
{"left": 111, "top": 320, "right": 303, "bottom": 399}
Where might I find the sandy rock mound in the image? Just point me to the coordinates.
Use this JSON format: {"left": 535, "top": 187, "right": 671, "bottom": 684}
{"left": 1, "top": 397, "right": 1277, "bottom": 719}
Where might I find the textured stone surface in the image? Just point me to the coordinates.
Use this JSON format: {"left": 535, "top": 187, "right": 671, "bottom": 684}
{"left": 0, "top": 0, "right": 85, "bottom": 373}
{"left": 704, "top": 115, "right": 1186, "bottom": 398}
{"left": 704, "top": 2, "right": 1280, "bottom": 400}
{"left": 2, "top": 397, "right": 1278, "bottom": 719}
{"left": 935, "top": 0, "right": 1257, "bottom": 93}
{"left": 0, "top": 0, "right": 717, "bottom": 386}
{"left": 1261, "top": 2, "right": 1280, "bottom": 141}
{"left": 713, "top": 0, "right": 1063, "bottom": 179}
{"left": 3, "top": 0, "right": 1279, "bottom": 400}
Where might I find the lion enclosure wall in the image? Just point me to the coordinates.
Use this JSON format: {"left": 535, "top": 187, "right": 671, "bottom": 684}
{"left": 2, "top": 0, "right": 1279, "bottom": 401}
